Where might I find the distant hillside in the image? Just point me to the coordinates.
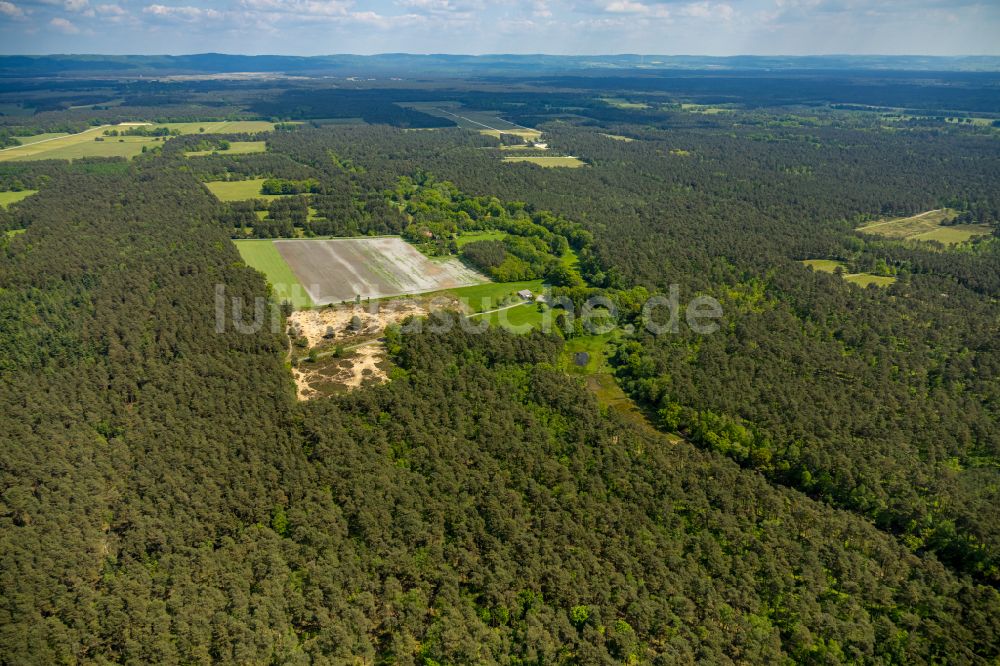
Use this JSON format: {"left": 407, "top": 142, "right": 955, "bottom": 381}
{"left": 2, "top": 53, "right": 1000, "bottom": 78}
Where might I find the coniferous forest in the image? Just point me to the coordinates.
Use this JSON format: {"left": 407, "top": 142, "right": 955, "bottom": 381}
{"left": 1, "top": 60, "right": 999, "bottom": 663}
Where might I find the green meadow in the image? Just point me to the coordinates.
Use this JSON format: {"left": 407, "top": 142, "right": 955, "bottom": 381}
{"left": 204, "top": 178, "right": 285, "bottom": 202}
{"left": 858, "top": 209, "right": 992, "bottom": 245}
{"left": 801, "top": 259, "right": 896, "bottom": 287}
{"left": 185, "top": 141, "right": 267, "bottom": 157}
{"left": 503, "top": 156, "right": 586, "bottom": 168}
{"left": 0, "top": 190, "right": 38, "bottom": 208}
{"left": 453, "top": 230, "right": 507, "bottom": 247}
{"left": 447, "top": 279, "right": 544, "bottom": 313}
{"left": 234, "top": 239, "right": 313, "bottom": 309}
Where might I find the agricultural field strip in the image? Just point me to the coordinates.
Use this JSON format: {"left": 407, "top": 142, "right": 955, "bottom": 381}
{"left": 274, "top": 237, "right": 487, "bottom": 305}
{"left": 428, "top": 106, "right": 539, "bottom": 134}
{"left": 857, "top": 208, "right": 991, "bottom": 244}
{"left": 0, "top": 125, "right": 110, "bottom": 155}
{"left": 858, "top": 209, "right": 944, "bottom": 232}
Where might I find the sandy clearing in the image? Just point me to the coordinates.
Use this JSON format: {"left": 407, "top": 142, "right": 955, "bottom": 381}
{"left": 288, "top": 295, "right": 465, "bottom": 400}
{"left": 287, "top": 297, "right": 453, "bottom": 347}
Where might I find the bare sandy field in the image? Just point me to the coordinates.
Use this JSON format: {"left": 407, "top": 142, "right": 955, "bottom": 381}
{"left": 275, "top": 237, "right": 486, "bottom": 305}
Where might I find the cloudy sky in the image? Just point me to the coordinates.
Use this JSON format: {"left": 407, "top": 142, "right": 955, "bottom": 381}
{"left": 0, "top": 0, "right": 997, "bottom": 56}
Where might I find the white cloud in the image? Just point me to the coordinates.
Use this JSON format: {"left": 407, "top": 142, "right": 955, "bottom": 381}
{"left": 63, "top": 0, "right": 87, "bottom": 11}
{"left": 604, "top": 0, "right": 650, "bottom": 13}
{"left": 532, "top": 0, "right": 551, "bottom": 18}
{"left": 0, "top": 0, "right": 25, "bottom": 17}
{"left": 678, "top": 1, "right": 734, "bottom": 20}
{"left": 239, "top": 0, "right": 352, "bottom": 17}
{"left": 144, "top": 4, "right": 223, "bottom": 20}
{"left": 95, "top": 3, "right": 124, "bottom": 15}
{"left": 48, "top": 15, "right": 79, "bottom": 32}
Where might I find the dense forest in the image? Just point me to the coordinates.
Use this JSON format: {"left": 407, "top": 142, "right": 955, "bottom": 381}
{"left": 300, "top": 120, "right": 1000, "bottom": 585}
{"left": 1, "top": 71, "right": 1000, "bottom": 662}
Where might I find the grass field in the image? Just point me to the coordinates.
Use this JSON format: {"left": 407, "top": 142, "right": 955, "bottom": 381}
{"left": 601, "top": 133, "right": 635, "bottom": 142}
{"left": 680, "top": 103, "right": 730, "bottom": 115}
{"left": 858, "top": 209, "right": 992, "bottom": 245}
{"left": 801, "top": 259, "right": 896, "bottom": 287}
{"left": 0, "top": 190, "right": 38, "bottom": 208}
{"left": 600, "top": 98, "right": 650, "bottom": 110}
{"left": 157, "top": 121, "right": 278, "bottom": 134}
{"left": 13, "top": 133, "right": 68, "bottom": 146}
{"left": 478, "top": 302, "right": 546, "bottom": 331}
{"left": 446, "top": 279, "right": 544, "bottom": 313}
{"left": 400, "top": 102, "right": 543, "bottom": 140}
{"left": 204, "top": 179, "right": 285, "bottom": 202}
{"left": 561, "top": 333, "right": 616, "bottom": 375}
{"left": 802, "top": 259, "right": 848, "bottom": 273}
{"left": 234, "top": 239, "right": 314, "bottom": 309}
{"left": 454, "top": 230, "right": 507, "bottom": 247}
{"left": 5, "top": 229, "right": 26, "bottom": 237}
{"left": 0, "top": 126, "right": 114, "bottom": 161}
{"left": 844, "top": 274, "right": 897, "bottom": 288}
{"left": 0, "top": 121, "right": 280, "bottom": 162}
{"left": 503, "top": 156, "right": 586, "bottom": 168}
{"left": 185, "top": 141, "right": 267, "bottom": 157}
{"left": 911, "top": 225, "right": 995, "bottom": 244}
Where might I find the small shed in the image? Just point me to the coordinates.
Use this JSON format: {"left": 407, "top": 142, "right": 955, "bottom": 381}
{"left": 517, "top": 289, "right": 534, "bottom": 300}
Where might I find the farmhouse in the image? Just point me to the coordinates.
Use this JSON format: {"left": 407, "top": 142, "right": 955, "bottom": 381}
{"left": 517, "top": 289, "right": 534, "bottom": 300}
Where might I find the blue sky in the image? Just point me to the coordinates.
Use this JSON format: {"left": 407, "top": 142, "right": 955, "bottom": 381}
{"left": 0, "top": 0, "right": 997, "bottom": 56}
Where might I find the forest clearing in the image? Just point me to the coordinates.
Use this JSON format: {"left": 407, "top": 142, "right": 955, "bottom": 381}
{"left": 0, "top": 190, "right": 36, "bottom": 207}
{"left": 205, "top": 178, "right": 288, "bottom": 201}
{"left": 398, "top": 102, "right": 543, "bottom": 139}
{"left": 273, "top": 237, "right": 487, "bottom": 305}
{"left": 858, "top": 208, "right": 993, "bottom": 244}
{"left": 0, "top": 121, "right": 278, "bottom": 162}
{"left": 503, "top": 155, "right": 586, "bottom": 168}
{"left": 185, "top": 140, "right": 266, "bottom": 157}
{"left": 801, "top": 259, "right": 897, "bottom": 287}
{"left": 287, "top": 294, "right": 462, "bottom": 398}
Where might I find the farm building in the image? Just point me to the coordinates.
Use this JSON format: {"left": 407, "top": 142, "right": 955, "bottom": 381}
{"left": 517, "top": 289, "right": 534, "bottom": 300}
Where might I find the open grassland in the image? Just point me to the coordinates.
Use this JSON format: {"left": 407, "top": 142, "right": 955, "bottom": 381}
{"left": 600, "top": 98, "right": 650, "bottom": 110}
{"left": 204, "top": 178, "right": 285, "bottom": 202}
{"left": 185, "top": 141, "right": 267, "bottom": 157}
{"left": 454, "top": 230, "right": 507, "bottom": 247}
{"left": 400, "top": 102, "right": 542, "bottom": 140}
{"left": 0, "top": 126, "right": 114, "bottom": 161}
{"left": 499, "top": 144, "right": 548, "bottom": 151}
{"left": 445, "top": 279, "right": 544, "bottom": 313}
{"left": 845, "top": 273, "right": 897, "bottom": 288}
{"left": 561, "top": 333, "right": 616, "bottom": 375}
{"left": 156, "top": 120, "right": 278, "bottom": 134}
{"left": 913, "top": 224, "right": 995, "bottom": 244}
{"left": 801, "top": 259, "right": 896, "bottom": 288}
{"left": 13, "top": 133, "right": 68, "bottom": 146}
{"left": 274, "top": 237, "right": 488, "bottom": 305}
{"left": 0, "top": 190, "right": 37, "bottom": 208}
{"left": 503, "top": 156, "right": 586, "bottom": 168}
{"left": 234, "top": 239, "right": 314, "bottom": 309}
{"left": 601, "top": 133, "right": 636, "bottom": 142}
{"left": 802, "top": 259, "right": 848, "bottom": 273}
{"left": 0, "top": 121, "right": 278, "bottom": 162}
{"left": 477, "top": 302, "right": 545, "bottom": 331}
{"left": 680, "top": 103, "right": 731, "bottom": 115}
{"left": 858, "top": 209, "right": 992, "bottom": 245}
